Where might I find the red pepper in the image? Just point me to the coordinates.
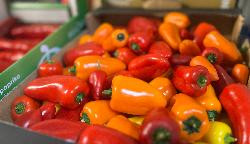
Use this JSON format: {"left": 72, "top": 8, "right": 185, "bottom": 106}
{"left": 172, "top": 65, "right": 211, "bottom": 97}
{"left": 24, "top": 75, "right": 89, "bottom": 109}
{"left": 170, "top": 54, "right": 192, "bottom": 66}
{"left": 0, "top": 38, "right": 41, "bottom": 52}
{"left": 11, "top": 95, "right": 40, "bottom": 121}
{"left": 88, "top": 70, "right": 109, "bottom": 100}
{"left": 39, "top": 102, "right": 56, "bottom": 120}
{"left": 180, "top": 28, "right": 193, "bottom": 40}
{"left": 212, "top": 65, "right": 235, "bottom": 95}
{"left": 30, "top": 119, "right": 88, "bottom": 143}
{"left": 14, "top": 110, "right": 42, "bottom": 128}
{"left": 148, "top": 41, "right": 172, "bottom": 59}
{"left": 193, "top": 22, "right": 216, "bottom": 49}
{"left": 113, "top": 47, "right": 137, "bottom": 65}
{"left": 127, "top": 16, "right": 157, "bottom": 34}
{"left": 128, "top": 31, "right": 154, "bottom": 54}
{"left": 63, "top": 42, "right": 105, "bottom": 66}
{"left": 38, "top": 59, "right": 63, "bottom": 77}
{"left": 56, "top": 105, "right": 83, "bottom": 121}
{"left": 11, "top": 24, "right": 59, "bottom": 39}
{"left": 0, "top": 60, "right": 13, "bottom": 72}
{"left": 201, "top": 47, "right": 223, "bottom": 64}
{"left": 0, "top": 51, "right": 25, "bottom": 62}
{"left": 78, "top": 125, "right": 139, "bottom": 144}
{"left": 219, "top": 84, "right": 250, "bottom": 144}
{"left": 128, "top": 54, "right": 170, "bottom": 81}
{"left": 140, "top": 108, "right": 180, "bottom": 144}
{"left": 0, "top": 17, "right": 16, "bottom": 37}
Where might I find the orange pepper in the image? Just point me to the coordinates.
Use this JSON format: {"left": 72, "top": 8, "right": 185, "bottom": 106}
{"left": 93, "top": 23, "right": 114, "bottom": 45}
{"left": 179, "top": 40, "right": 201, "bottom": 56}
{"left": 164, "top": 12, "right": 190, "bottom": 29}
{"left": 74, "top": 55, "right": 126, "bottom": 80}
{"left": 149, "top": 77, "right": 176, "bottom": 105}
{"left": 159, "top": 22, "right": 181, "bottom": 51}
{"left": 63, "top": 66, "right": 74, "bottom": 76}
{"left": 102, "top": 52, "right": 111, "bottom": 58}
{"left": 232, "top": 64, "right": 249, "bottom": 84}
{"left": 169, "top": 93, "right": 210, "bottom": 142}
{"left": 195, "top": 85, "right": 222, "bottom": 121}
{"left": 190, "top": 56, "right": 219, "bottom": 81}
{"left": 78, "top": 34, "right": 93, "bottom": 45}
{"left": 110, "top": 75, "right": 167, "bottom": 115}
{"left": 106, "top": 115, "right": 140, "bottom": 139}
{"left": 102, "top": 36, "right": 114, "bottom": 52}
{"left": 80, "top": 100, "right": 117, "bottom": 125}
{"left": 203, "top": 30, "right": 242, "bottom": 63}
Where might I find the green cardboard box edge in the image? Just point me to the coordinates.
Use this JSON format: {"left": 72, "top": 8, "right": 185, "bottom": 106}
{"left": 0, "top": 0, "right": 88, "bottom": 100}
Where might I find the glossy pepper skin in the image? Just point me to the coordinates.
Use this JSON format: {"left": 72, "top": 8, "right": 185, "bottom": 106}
{"left": 38, "top": 60, "right": 63, "bottom": 77}
{"left": 92, "top": 23, "right": 114, "bottom": 45}
{"left": 179, "top": 40, "right": 201, "bottom": 56}
{"left": 201, "top": 47, "right": 223, "bottom": 64}
{"left": 170, "top": 93, "right": 210, "bottom": 142}
{"left": 30, "top": 119, "right": 88, "bottom": 143}
{"left": 88, "top": 70, "right": 109, "bottom": 100}
{"left": 63, "top": 42, "right": 105, "bottom": 66}
{"left": 127, "top": 16, "right": 157, "bottom": 34}
{"left": 203, "top": 121, "right": 236, "bottom": 144}
{"left": 148, "top": 41, "right": 172, "bottom": 59}
{"left": 172, "top": 65, "right": 211, "bottom": 97}
{"left": 110, "top": 75, "right": 167, "bottom": 115}
{"left": 56, "top": 105, "right": 83, "bottom": 121}
{"left": 219, "top": 84, "right": 250, "bottom": 144}
{"left": 14, "top": 109, "right": 42, "bottom": 128}
{"left": 11, "top": 95, "right": 40, "bottom": 121}
{"left": 203, "top": 30, "right": 242, "bottom": 63}
{"left": 78, "top": 125, "right": 139, "bottom": 144}
{"left": 113, "top": 47, "right": 137, "bottom": 65}
{"left": 231, "top": 64, "right": 249, "bottom": 84}
{"left": 128, "top": 116, "right": 144, "bottom": 126}
{"left": 140, "top": 108, "right": 181, "bottom": 144}
{"left": 195, "top": 85, "right": 222, "bottom": 121}
{"left": 128, "top": 54, "right": 170, "bottom": 81}
{"left": 39, "top": 102, "right": 56, "bottom": 120}
{"left": 78, "top": 34, "right": 93, "bottom": 45}
{"left": 170, "top": 54, "right": 192, "bottom": 66}
{"left": 0, "top": 38, "right": 40, "bottom": 52}
{"left": 80, "top": 100, "right": 117, "bottom": 125}
{"left": 0, "top": 60, "right": 12, "bottom": 72}
{"left": 164, "top": 12, "right": 190, "bottom": 29}
{"left": 74, "top": 55, "right": 126, "bottom": 80}
{"left": 0, "top": 51, "right": 25, "bottom": 62}
{"left": 107, "top": 115, "right": 140, "bottom": 140}
{"left": 24, "top": 75, "right": 89, "bottom": 109}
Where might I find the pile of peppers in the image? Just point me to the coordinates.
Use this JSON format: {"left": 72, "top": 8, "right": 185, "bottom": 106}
{"left": 11, "top": 12, "right": 250, "bottom": 144}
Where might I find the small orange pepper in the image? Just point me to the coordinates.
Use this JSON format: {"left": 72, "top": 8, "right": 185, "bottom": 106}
{"left": 190, "top": 56, "right": 219, "bottom": 81}
{"left": 149, "top": 77, "right": 176, "bottom": 105}
{"left": 110, "top": 75, "right": 167, "bottom": 115}
{"left": 80, "top": 100, "right": 117, "bottom": 125}
{"left": 93, "top": 23, "right": 114, "bottom": 45}
{"left": 179, "top": 39, "right": 201, "bottom": 56}
{"left": 102, "top": 52, "right": 111, "bottom": 58}
{"left": 159, "top": 22, "right": 181, "bottom": 51}
{"left": 232, "top": 64, "right": 249, "bottom": 84}
{"left": 195, "top": 85, "right": 222, "bottom": 121}
{"left": 78, "top": 34, "right": 93, "bottom": 45}
{"left": 74, "top": 56, "right": 126, "bottom": 80}
{"left": 203, "top": 30, "right": 242, "bottom": 63}
{"left": 63, "top": 66, "right": 74, "bottom": 76}
{"left": 128, "top": 116, "right": 144, "bottom": 126}
{"left": 106, "top": 115, "right": 140, "bottom": 139}
{"left": 169, "top": 93, "right": 210, "bottom": 142}
{"left": 164, "top": 12, "right": 190, "bottom": 29}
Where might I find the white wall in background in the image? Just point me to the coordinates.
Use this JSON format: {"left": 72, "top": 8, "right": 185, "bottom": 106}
{"left": 0, "top": 0, "right": 8, "bottom": 20}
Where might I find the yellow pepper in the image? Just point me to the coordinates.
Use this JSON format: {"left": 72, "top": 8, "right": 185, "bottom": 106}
{"left": 128, "top": 116, "right": 144, "bottom": 126}
{"left": 78, "top": 34, "right": 93, "bottom": 45}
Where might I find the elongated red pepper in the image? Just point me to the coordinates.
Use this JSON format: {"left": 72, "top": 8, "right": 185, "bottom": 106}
{"left": 127, "top": 16, "right": 157, "bottom": 34}
{"left": 212, "top": 65, "right": 235, "bottom": 95}
{"left": 38, "top": 60, "right": 63, "bottom": 77}
{"left": 140, "top": 108, "right": 180, "bottom": 144}
{"left": 0, "top": 60, "right": 13, "bottom": 72}
{"left": 172, "top": 65, "right": 211, "bottom": 97}
{"left": 170, "top": 54, "right": 192, "bottom": 66}
{"left": 219, "top": 84, "right": 250, "bottom": 144}
{"left": 24, "top": 75, "right": 89, "bottom": 109}
{"left": 11, "top": 24, "right": 59, "bottom": 39}
{"left": 113, "top": 47, "right": 137, "bottom": 65}
{"left": 56, "top": 105, "right": 83, "bottom": 121}
{"left": 128, "top": 31, "right": 154, "bottom": 54}
{"left": 63, "top": 42, "right": 105, "bottom": 66}
{"left": 30, "top": 119, "right": 88, "bottom": 143}
{"left": 148, "top": 41, "right": 172, "bottom": 59}
{"left": 0, "top": 51, "right": 25, "bottom": 62}
{"left": 202, "top": 47, "right": 223, "bottom": 64}
{"left": 128, "top": 54, "right": 170, "bottom": 81}
{"left": 78, "top": 125, "right": 139, "bottom": 144}
{"left": 0, "top": 38, "right": 41, "bottom": 52}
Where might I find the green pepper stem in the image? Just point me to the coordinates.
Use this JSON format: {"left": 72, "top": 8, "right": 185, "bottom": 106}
{"left": 113, "top": 50, "right": 119, "bottom": 58}
{"left": 117, "top": 33, "right": 125, "bottom": 41}
{"left": 224, "top": 134, "right": 236, "bottom": 144}
{"left": 131, "top": 43, "right": 140, "bottom": 51}
{"left": 152, "top": 127, "right": 171, "bottom": 144}
{"left": 102, "top": 88, "right": 112, "bottom": 96}
{"left": 75, "top": 93, "right": 85, "bottom": 104}
{"left": 80, "top": 112, "right": 90, "bottom": 124}
{"left": 47, "top": 60, "right": 54, "bottom": 64}
{"left": 207, "top": 110, "right": 218, "bottom": 121}
{"left": 197, "top": 75, "right": 207, "bottom": 88}
{"left": 15, "top": 102, "right": 25, "bottom": 114}
{"left": 183, "top": 116, "right": 202, "bottom": 135}
{"left": 206, "top": 53, "right": 217, "bottom": 64}
{"left": 68, "top": 65, "right": 76, "bottom": 74}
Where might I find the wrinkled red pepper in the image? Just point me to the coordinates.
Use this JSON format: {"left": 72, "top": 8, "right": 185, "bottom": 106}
{"left": 78, "top": 125, "right": 139, "bottom": 144}
{"left": 38, "top": 60, "right": 63, "bottom": 77}
{"left": 172, "top": 65, "right": 211, "bottom": 97}
{"left": 0, "top": 51, "right": 25, "bottom": 62}
{"left": 128, "top": 54, "right": 170, "bottom": 81}
{"left": 0, "top": 38, "right": 41, "bottom": 52}
{"left": 201, "top": 47, "right": 223, "bottom": 64}
{"left": 30, "top": 119, "right": 88, "bottom": 143}
{"left": 170, "top": 54, "right": 192, "bottom": 66}
{"left": 56, "top": 105, "right": 83, "bottom": 121}
{"left": 24, "top": 75, "right": 89, "bottom": 109}
{"left": 113, "top": 47, "right": 137, "bottom": 65}
{"left": 127, "top": 16, "right": 157, "bottom": 34}
{"left": 128, "top": 31, "right": 154, "bottom": 54}
{"left": 140, "top": 108, "right": 180, "bottom": 144}
{"left": 63, "top": 42, "right": 105, "bottom": 66}
{"left": 220, "top": 84, "right": 250, "bottom": 144}
{"left": 148, "top": 41, "right": 172, "bottom": 59}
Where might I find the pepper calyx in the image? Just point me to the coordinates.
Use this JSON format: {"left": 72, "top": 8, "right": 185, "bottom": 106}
{"left": 47, "top": 60, "right": 55, "bottom": 64}
{"left": 15, "top": 102, "right": 25, "bottom": 114}
{"left": 80, "top": 112, "right": 90, "bottom": 124}
{"left": 183, "top": 116, "right": 202, "bottom": 135}
{"left": 75, "top": 93, "right": 85, "bottom": 104}
{"left": 206, "top": 53, "right": 217, "bottom": 64}
{"left": 197, "top": 75, "right": 207, "bottom": 88}
{"left": 113, "top": 50, "right": 119, "bottom": 57}
{"left": 68, "top": 65, "right": 76, "bottom": 74}
{"left": 131, "top": 43, "right": 140, "bottom": 51}
{"left": 117, "top": 33, "right": 125, "bottom": 41}
{"left": 224, "top": 134, "right": 236, "bottom": 144}
{"left": 152, "top": 127, "right": 171, "bottom": 144}
{"left": 102, "top": 88, "right": 112, "bottom": 97}
{"left": 207, "top": 110, "right": 218, "bottom": 121}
